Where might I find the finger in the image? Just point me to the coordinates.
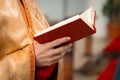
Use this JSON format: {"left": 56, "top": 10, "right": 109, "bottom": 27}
{"left": 37, "top": 56, "right": 60, "bottom": 67}
{"left": 49, "top": 43, "right": 72, "bottom": 57}
{"left": 33, "top": 40, "right": 48, "bottom": 53}
{"left": 44, "top": 37, "right": 71, "bottom": 49}
{"left": 36, "top": 52, "right": 65, "bottom": 67}
{"left": 36, "top": 55, "right": 53, "bottom": 67}
{"left": 50, "top": 52, "right": 65, "bottom": 64}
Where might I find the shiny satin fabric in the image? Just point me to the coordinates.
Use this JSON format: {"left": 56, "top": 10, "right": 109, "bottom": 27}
{"left": 0, "top": 0, "right": 32, "bottom": 79}
{"left": 0, "top": 0, "right": 63, "bottom": 80}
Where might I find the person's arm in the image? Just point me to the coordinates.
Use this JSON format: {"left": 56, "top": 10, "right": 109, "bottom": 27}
{"left": 33, "top": 37, "right": 72, "bottom": 67}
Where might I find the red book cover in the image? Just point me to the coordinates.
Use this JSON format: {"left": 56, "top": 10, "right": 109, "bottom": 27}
{"left": 34, "top": 7, "right": 96, "bottom": 44}
{"left": 34, "top": 7, "right": 96, "bottom": 80}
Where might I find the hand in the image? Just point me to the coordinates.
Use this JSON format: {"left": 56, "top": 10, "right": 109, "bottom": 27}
{"left": 33, "top": 37, "right": 72, "bottom": 67}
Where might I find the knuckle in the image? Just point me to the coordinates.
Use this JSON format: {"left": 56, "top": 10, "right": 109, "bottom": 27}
{"left": 60, "top": 48, "right": 65, "bottom": 52}
{"left": 47, "top": 52, "right": 52, "bottom": 57}
{"left": 60, "top": 47, "right": 68, "bottom": 52}
{"left": 61, "top": 52, "right": 65, "bottom": 57}
{"left": 48, "top": 58, "right": 53, "bottom": 63}
{"left": 47, "top": 63, "right": 52, "bottom": 66}
{"left": 54, "top": 40, "right": 61, "bottom": 45}
{"left": 48, "top": 51, "right": 55, "bottom": 57}
{"left": 54, "top": 37, "right": 68, "bottom": 44}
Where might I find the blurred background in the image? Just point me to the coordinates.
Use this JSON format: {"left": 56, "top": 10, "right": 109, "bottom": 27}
{"left": 37, "top": 0, "right": 120, "bottom": 80}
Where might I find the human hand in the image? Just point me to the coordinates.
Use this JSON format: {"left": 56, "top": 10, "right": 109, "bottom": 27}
{"left": 33, "top": 37, "right": 72, "bottom": 67}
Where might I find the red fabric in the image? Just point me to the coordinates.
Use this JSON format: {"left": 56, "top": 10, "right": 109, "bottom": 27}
{"left": 97, "top": 59, "right": 118, "bottom": 80}
{"left": 104, "top": 35, "right": 120, "bottom": 52}
{"left": 37, "top": 64, "right": 56, "bottom": 80}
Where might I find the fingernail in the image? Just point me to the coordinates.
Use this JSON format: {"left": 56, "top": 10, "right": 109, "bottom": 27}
{"left": 66, "top": 37, "right": 71, "bottom": 40}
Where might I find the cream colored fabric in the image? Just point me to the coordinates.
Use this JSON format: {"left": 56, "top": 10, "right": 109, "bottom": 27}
{"left": 0, "top": 0, "right": 63, "bottom": 80}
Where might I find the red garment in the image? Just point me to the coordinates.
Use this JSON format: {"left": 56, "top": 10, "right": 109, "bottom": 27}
{"left": 97, "top": 59, "right": 118, "bottom": 80}
{"left": 37, "top": 64, "right": 57, "bottom": 80}
{"left": 104, "top": 35, "right": 120, "bottom": 52}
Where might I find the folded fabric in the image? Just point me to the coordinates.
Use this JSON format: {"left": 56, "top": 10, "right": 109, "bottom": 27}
{"left": 97, "top": 59, "right": 118, "bottom": 80}
{"left": 36, "top": 64, "right": 57, "bottom": 80}
{"left": 104, "top": 35, "right": 120, "bottom": 52}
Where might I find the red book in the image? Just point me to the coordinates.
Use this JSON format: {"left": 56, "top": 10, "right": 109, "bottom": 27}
{"left": 34, "top": 7, "right": 96, "bottom": 44}
{"left": 34, "top": 7, "right": 96, "bottom": 80}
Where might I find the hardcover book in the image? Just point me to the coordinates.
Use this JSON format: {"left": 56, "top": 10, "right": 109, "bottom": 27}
{"left": 34, "top": 7, "right": 96, "bottom": 44}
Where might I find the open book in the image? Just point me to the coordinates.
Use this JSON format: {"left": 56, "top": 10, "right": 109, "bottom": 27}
{"left": 34, "top": 7, "right": 96, "bottom": 44}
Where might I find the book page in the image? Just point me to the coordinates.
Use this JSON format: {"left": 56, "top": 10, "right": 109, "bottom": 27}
{"left": 35, "top": 15, "right": 80, "bottom": 37}
{"left": 34, "top": 7, "right": 96, "bottom": 37}
{"left": 80, "top": 7, "right": 95, "bottom": 30}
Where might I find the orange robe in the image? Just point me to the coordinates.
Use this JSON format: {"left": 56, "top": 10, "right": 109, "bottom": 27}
{"left": 0, "top": 0, "right": 63, "bottom": 80}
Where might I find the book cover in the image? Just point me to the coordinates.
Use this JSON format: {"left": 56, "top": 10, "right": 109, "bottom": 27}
{"left": 34, "top": 7, "right": 96, "bottom": 44}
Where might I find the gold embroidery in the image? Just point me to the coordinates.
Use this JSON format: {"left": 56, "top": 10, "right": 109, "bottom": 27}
{"left": 17, "top": 0, "right": 35, "bottom": 80}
